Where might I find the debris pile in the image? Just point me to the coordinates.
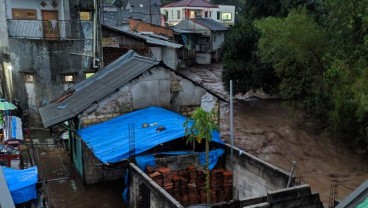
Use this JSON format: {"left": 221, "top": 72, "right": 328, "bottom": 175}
{"left": 147, "top": 165, "right": 233, "bottom": 206}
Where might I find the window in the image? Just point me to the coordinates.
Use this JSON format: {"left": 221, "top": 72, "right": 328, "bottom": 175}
{"left": 221, "top": 12, "right": 232, "bottom": 21}
{"left": 176, "top": 10, "right": 180, "bottom": 19}
{"left": 79, "top": 11, "right": 91, "bottom": 20}
{"left": 12, "top": 9, "right": 37, "bottom": 20}
{"left": 205, "top": 11, "right": 208, "bottom": 18}
{"left": 62, "top": 74, "right": 75, "bottom": 83}
{"left": 217, "top": 11, "right": 220, "bottom": 20}
{"left": 85, "top": 72, "right": 95, "bottom": 79}
{"left": 24, "top": 73, "right": 35, "bottom": 83}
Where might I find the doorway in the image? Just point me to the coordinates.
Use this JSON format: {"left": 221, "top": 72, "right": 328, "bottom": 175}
{"left": 42, "top": 10, "right": 59, "bottom": 40}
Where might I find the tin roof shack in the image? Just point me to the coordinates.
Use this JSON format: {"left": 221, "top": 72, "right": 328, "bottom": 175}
{"left": 102, "top": 25, "right": 182, "bottom": 69}
{"left": 39, "top": 51, "right": 225, "bottom": 185}
{"left": 128, "top": 143, "right": 324, "bottom": 208}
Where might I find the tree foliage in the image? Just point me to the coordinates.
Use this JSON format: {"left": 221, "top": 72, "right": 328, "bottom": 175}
{"left": 255, "top": 9, "right": 330, "bottom": 114}
{"left": 323, "top": 0, "right": 368, "bottom": 149}
{"left": 221, "top": 21, "right": 279, "bottom": 94}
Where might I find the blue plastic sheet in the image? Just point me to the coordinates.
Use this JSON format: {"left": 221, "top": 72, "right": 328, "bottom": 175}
{"left": 134, "top": 148, "right": 225, "bottom": 171}
{"left": 78, "top": 107, "right": 224, "bottom": 163}
{"left": 2, "top": 166, "right": 38, "bottom": 204}
{"left": 198, "top": 148, "right": 225, "bottom": 170}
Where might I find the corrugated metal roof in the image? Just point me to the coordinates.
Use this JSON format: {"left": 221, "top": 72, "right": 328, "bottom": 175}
{"left": 103, "top": 25, "right": 182, "bottom": 48}
{"left": 39, "top": 51, "right": 159, "bottom": 127}
{"left": 175, "top": 18, "right": 228, "bottom": 32}
{"left": 192, "top": 18, "right": 228, "bottom": 31}
{"left": 162, "top": 0, "right": 218, "bottom": 8}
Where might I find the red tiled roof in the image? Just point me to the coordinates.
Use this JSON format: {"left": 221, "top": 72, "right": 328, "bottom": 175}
{"left": 162, "top": 0, "right": 218, "bottom": 8}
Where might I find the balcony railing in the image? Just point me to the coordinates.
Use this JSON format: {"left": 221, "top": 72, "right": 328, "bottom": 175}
{"left": 7, "top": 19, "right": 93, "bottom": 40}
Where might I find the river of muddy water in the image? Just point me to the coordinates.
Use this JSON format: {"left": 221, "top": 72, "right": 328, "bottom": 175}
{"left": 180, "top": 63, "right": 368, "bottom": 207}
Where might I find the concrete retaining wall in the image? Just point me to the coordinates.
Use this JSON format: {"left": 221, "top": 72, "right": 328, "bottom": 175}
{"left": 223, "top": 144, "right": 291, "bottom": 199}
{"left": 240, "top": 185, "right": 323, "bottom": 208}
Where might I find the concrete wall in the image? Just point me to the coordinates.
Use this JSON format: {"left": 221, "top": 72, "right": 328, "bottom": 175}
{"left": 212, "top": 32, "right": 225, "bottom": 51}
{"left": 162, "top": 47, "right": 178, "bottom": 70}
{"left": 196, "top": 53, "right": 211, "bottom": 64}
{"left": 8, "top": 39, "right": 92, "bottom": 126}
{"left": 223, "top": 144, "right": 291, "bottom": 200}
{"left": 240, "top": 185, "right": 323, "bottom": 208}
{"left": 129, "top": 163, "right": 183, "bottom": 208}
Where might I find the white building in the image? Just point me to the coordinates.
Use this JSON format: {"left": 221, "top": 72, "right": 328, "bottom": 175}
{"left": 160, "top": 0, "right": 235, "bottom": 27}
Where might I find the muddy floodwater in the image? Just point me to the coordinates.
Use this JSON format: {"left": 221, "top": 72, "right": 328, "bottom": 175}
{"left": 180, "top": 63, "right": 368, "bottom": 207}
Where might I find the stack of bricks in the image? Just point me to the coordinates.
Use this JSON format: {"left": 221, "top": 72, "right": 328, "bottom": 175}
{"left": 187, "top": 165, "right": 199, "bottom": 204}
{"left": 210, "top": 169, "right": 225, "bottom": 203}
{"left": 157, "top": 167, "right": 173, "bottom": 195}
{"left": 172, "top": 174, "right": 181, "bottom": 200}
{"left": 149, "top": 171, "right": 162, "bottom": 186}
{"left": 147, "top": 166, "right": 233, "bottom": 206}
{"left": 179, "top": 169, "right": 189, "bottom": 206}
{"left": 223, "top": 171, "right": 233, "bottom": 201}
{"left": 196, "top": 170, "right": 207, "bottom": 203}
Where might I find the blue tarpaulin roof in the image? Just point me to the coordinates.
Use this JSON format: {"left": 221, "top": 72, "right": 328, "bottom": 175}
{"left": 77, "top": 107, "right": 223, "bottom": 164}
{"left": 2, "top": 166, "right": 38, "bottom": 204}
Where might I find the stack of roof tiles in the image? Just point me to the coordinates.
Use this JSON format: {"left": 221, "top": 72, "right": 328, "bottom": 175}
{"left": 147, "top": 165, "right": 233, "bottom": 206}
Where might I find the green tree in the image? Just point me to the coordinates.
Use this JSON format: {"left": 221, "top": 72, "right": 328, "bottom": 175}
{"left": 323, "top": 0, "right": 368, "bottom": 150}
{"left": 255, "top": 8, "right": 330, "bottom": 115}
{"left": 183, "top": 108, "right": 218, "bottom": 204}
{"left": 221, "top": 21, "right": 279, "bottom": 95}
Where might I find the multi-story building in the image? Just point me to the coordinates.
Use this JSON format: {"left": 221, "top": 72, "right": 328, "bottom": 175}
{"left": 160, "top": 0, "right": 235, "bottom": 27}
{"left": 0, "top": 0, "right": 102, "bottom": 126}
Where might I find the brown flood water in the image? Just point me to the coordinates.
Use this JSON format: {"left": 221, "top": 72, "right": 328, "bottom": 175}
{"left": 180, "top": 63, "right": 368, "bottom": 207}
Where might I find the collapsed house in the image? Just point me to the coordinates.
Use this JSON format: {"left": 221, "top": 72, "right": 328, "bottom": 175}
{"left": 39, "top": 51, "right": 323, "bottom": 207}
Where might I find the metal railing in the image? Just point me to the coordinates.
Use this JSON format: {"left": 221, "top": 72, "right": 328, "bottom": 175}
{"left": 7, "top": 19, "right": 92, "bottom": 40}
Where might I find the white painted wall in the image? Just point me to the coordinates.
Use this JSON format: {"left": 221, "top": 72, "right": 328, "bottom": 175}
{"left": 162, "top": 47, "right": 178, "bottom": 70}
{"left": 212, "top": 32, "right": 225, "bottom": 51}
{"left": 161, "top": 5, "right": 235, "bottom": 26}
{"left": 6, "top": 0, "right": 58, "bottom": 20}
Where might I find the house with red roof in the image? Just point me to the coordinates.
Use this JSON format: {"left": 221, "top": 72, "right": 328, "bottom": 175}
{"left": 160, "top": 0, "right": 235, "bottom": 27}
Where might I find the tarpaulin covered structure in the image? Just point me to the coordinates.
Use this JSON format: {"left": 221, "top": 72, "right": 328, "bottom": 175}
{"left": 77, "top": 107, "right": 223, "bottom": 164}
{"left": 1, "top": 166, "right": 38, "bottom": 204}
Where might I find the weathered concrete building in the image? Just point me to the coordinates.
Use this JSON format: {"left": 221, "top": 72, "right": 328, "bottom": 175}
{"left": 0, "top": 0, "right": 102, "bottom": 126}
{"left": 39, "top": 50, "right": 224, "bottom": 184}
